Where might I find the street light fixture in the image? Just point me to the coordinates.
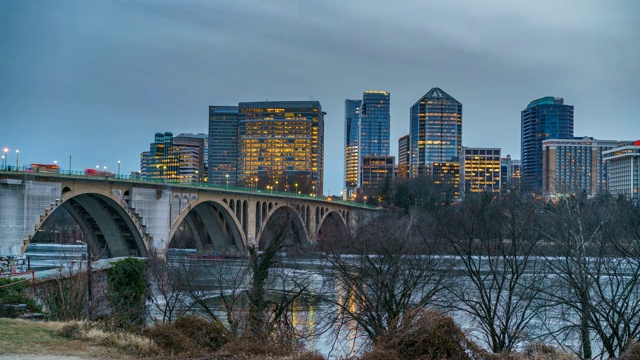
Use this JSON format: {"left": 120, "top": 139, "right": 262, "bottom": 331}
{"left": 295, "top": 183, "right": 298, "bottom": 196}
{"left": 275, "top": 180, "right": 279, "bottom": 193}
{"left": 226, "top": 173, "right": 229, "bottom": 189}
{"left": 117, "top": 160, "right": 121, "bottom": 178}
{"left": 3, "top": 148, "right": 8, "bottom": 169}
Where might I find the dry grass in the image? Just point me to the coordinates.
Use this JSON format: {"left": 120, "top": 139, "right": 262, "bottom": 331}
{"left": 0, "top": 318, "right": 140, "bottom": 359}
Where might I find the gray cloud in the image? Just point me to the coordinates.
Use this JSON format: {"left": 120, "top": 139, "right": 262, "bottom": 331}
{"left": 0, "top": 0, "right": 638, "bottom": 194}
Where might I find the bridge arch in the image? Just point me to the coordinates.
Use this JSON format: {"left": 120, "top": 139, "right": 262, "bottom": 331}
{"left": 317, "top": 210, "right": 349, "bottom": 241}
{"left": 30, "top": 188, "right": 149, "bottom": 258}
{"left": 256, "top": 204, "right": 309, "bottom": 250}
{"left": 168, "top": 199, "right": 246, "bottom": 256}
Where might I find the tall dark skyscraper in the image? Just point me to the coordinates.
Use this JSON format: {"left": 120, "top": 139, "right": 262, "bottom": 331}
{"left": 208, "top": 106, "right": 239, "bottom": 186}
{"left": 344, "top": 99, "right": 361, "bottom": 195}
{"left": 409, "top": 87, "right": 462, "bottom": 177}
{"left": 521, "top": 96, "right": 574, "bottom": 192}
{"left": 238, "top": 101, "right": 324, "bottom": 195}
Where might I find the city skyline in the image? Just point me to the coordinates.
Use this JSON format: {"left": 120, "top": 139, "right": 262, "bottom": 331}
{"left": 1, "top": 1, "right": 638, "bottom": 195}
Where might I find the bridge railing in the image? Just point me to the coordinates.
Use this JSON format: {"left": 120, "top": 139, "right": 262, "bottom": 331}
{"left": 0, "top": 167, "right": 377, "bottom": 209}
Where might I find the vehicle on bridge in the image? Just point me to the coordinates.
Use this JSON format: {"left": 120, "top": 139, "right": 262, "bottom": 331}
{"left": 84, "top": 168, "right": 115, "bottom": 177}
{"left": 30, "top": 164, "right": 60, "bottom": 174}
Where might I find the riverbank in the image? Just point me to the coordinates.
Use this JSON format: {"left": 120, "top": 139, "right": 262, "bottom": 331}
{"left": 0, "top": 318, "right": 324, "bottom": 360}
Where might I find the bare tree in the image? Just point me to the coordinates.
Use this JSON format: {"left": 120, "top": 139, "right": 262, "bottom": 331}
{"left": 320, "top": 211, "right": 448, "bottom": 346}
{"left": 539, "top": 196, "right": 640, "bottom": 359}
{"left": 434, "top": 193, "right": 545, "bottom": 353}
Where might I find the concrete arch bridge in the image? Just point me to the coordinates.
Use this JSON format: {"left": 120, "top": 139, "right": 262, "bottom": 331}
{"left": 0, "top": 172, "right": 377, "bottom": 258}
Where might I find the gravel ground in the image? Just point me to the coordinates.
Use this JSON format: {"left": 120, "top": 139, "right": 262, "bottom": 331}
{"left": 0, "top": 356, "right": 88, "bottom": 360}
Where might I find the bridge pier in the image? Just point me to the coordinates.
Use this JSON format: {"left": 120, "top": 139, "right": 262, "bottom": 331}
{"left": 0, "top": 178, "right": 61, "bottom": 255}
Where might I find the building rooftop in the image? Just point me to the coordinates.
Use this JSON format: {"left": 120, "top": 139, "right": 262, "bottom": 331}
{"left": 526, "top": 96, "right": 565, "bottom": 109}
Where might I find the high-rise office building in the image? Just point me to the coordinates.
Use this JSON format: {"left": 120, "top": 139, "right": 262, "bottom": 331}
{"left": 521, "top": 97, "right": 574, "bottom": 193}
{"left": 208, "top": 106, "right": 239, "bottom": 186}
{"left": 360, "top": 155, "right": 395, "bottom": 193}
{"left": 431, "top": 162, "right": 460, "bottom": 201}
{"left": 500, "top": 155, "right": 521, "bottom": 194}
{"left": 410, "top": 87, "right": 462, "bottom": 177}
{"left": 461, "top": 148, "right": 501, "bottom": 195}
{"left": 602, "top": 141, "right": 640, "bottom": 201}
{"left": 542, "top": 137, "right": 626, "bottom": 198}
{"left": 397, "top": 135, "right": 410, "bottom": 180}
{"left": 359, "top": 91, "right": 390, "bottom": 159}
{"left": 141, "top": 132, "right": 204, "bottom": 183}
{"left": 343, "top": 91, "right": 390, "bottom": 198}
{"left": 178, "top": 132, "right": 208, "bottom": 181}
{"left": 344, "top": 99, "right": 361, "bottom": 199}
{"left": 238, "top": 101, "right": 324, "bottom": 195}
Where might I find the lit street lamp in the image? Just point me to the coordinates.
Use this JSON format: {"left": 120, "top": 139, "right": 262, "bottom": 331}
{"left": 275, "top": 180, "right": 279, "bottom": 193}
{"left": 295, "top": 183, "right": 298, "bottom": 196}
{"left": 117, "top": 160, "right": 121, "bottom": 178}
{"left": 226, "top": 173, "right": 229, "bottom": 189}
{"left": 3, "top": 148, "right": 8, "bottom": 169}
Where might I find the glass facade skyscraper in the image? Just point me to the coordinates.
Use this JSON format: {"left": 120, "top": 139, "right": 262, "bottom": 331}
{"left": 359, "top": 91, "right": 390, "bottom": 159}
{"left": 409, "top": 87, "right": 462, "bottom": 177}
{"left": 521, "top": 97, "right": 574, "bottom": 193}
{"left": 208, "top": 106, "right": 239, "bottom": 186}
{"left": 343, "top": 91, "right": 390, "bottom": 197}
{"left": 238, "top": 101, "right": 324, "bottom": 195}
{"left": 344, "top": 99, "right": 361, "bottom": 196}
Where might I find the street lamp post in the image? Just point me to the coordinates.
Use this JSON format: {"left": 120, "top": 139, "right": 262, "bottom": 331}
{"left": 275, "top": 180, "right": 279, "bottom": 193}
{"left": 15, "top": 150, "right": 19, "bottom": 171}
{"left": 295, "top": 183, "right": 298, "bottom": 196}
{"left": 1, "top": 155, "right": 4, "bottom": 170}
{"left": 69, "top": 155, "right": 72, "bottom": 174}
{"left": 3, "top": 148, "right": 8, "bottom": 169}
{"left": 117, "top": 160, "right": 121, "bottom": 178}
{"left": 226, "top": 173, "right": 229, "bottom": 189}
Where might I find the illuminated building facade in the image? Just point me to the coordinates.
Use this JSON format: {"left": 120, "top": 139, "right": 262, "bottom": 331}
{"left": 360, "top": 155, "right": 395, "bottom": 193}
{"left": 521, "top": 97, "right": 574, "bottom": 193}
{"left": 397, "top": 135, "right": 410, "bottom": 180}
{"left": 542, "top": 137, "right": 624, "bottom": 198}
{"left": 238, "top": 101, "right": 324, "bottom": 195}
{"left": 602, "top": 141, "right": 640, "bottom": 201}
{"left": 431, "top": 161, "right": 460, "bottom": 201}
{"left": 409, "top": 87, "right": 462, "bottom": 177}
{"left": 141, "top": 132, "right": 205, "bottom": 183}
{"left": 461, "top": 148, "right": 501, "bottom": 195}
{"left": 177, "top": 132, "right": 208, "bottom": 181}
{"left": 344, "top": 99, "right": 361, "bottom": 199}
{"left": 208, "top": 106, "right": 239, "bottom": 186}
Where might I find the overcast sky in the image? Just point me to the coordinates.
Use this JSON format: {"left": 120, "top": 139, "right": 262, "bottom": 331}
{"left": 1, "top": 0, "right": 638, "bottom": 195}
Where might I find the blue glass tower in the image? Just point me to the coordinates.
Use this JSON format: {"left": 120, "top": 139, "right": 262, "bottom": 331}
{"left": 521, "top": 97, "right": 574, "bottom": 192}
{"left": 409, "top": 87, "right": 462, "bottom": 177}
{"left": 359, "top": 91, "right": 390, "bottom": 160}
{"left": 208, "top": 106, "right": 239, "bottom": 185}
